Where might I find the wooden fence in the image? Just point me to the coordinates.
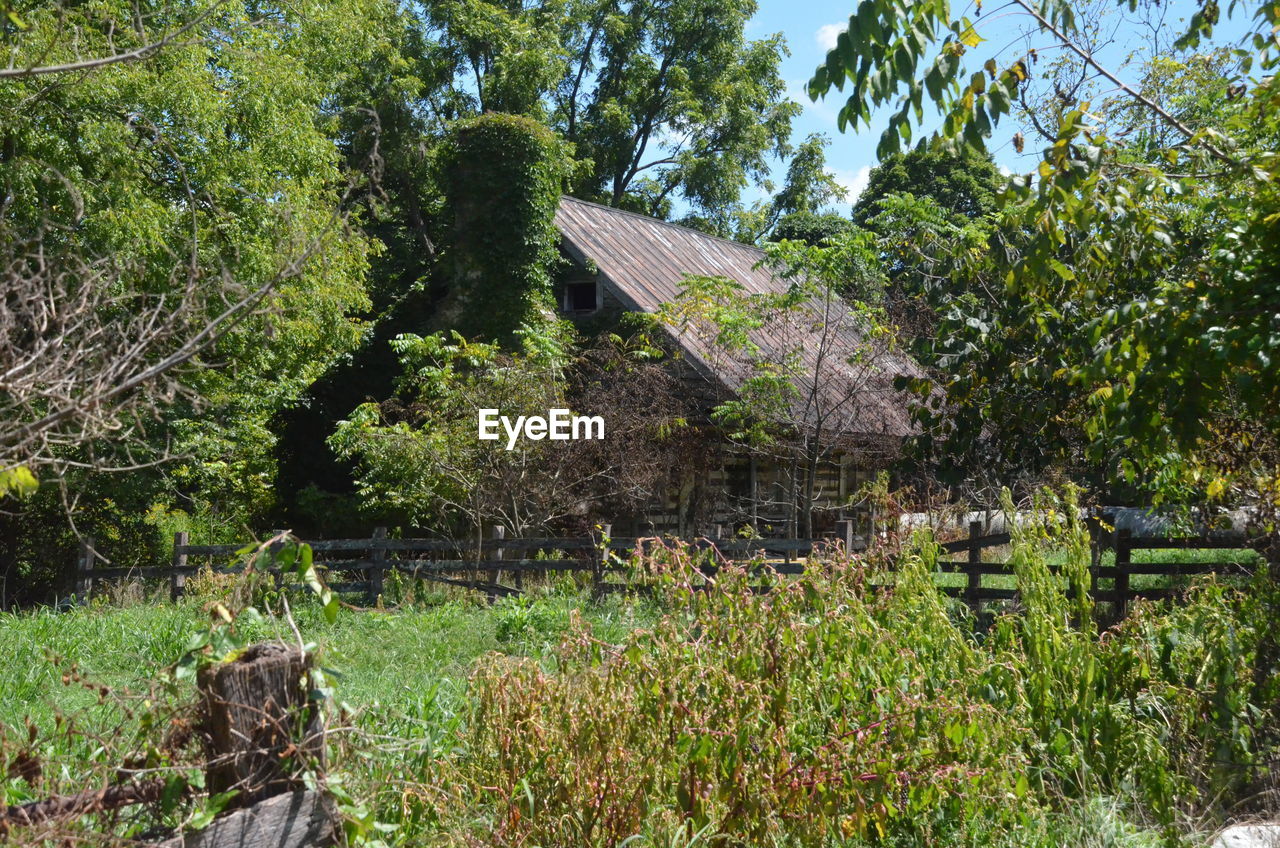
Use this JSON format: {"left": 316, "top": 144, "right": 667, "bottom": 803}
{"left": 72, "top": 518, "right": 1264, "bottom": 616}
{"left": 935, "top": 520, "right": 1259, "bottom": 616}
{"left": 73, "top": 523, "right": 857, "bottom": 602}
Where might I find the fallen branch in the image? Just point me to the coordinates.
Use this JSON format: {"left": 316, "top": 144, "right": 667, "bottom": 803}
{"left": 0, "top": 778, "right": 168, "bottom": 829}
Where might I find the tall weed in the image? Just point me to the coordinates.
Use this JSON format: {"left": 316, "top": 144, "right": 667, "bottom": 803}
{"left": 435, "top": 489, "right": 1277, "bottom": 846}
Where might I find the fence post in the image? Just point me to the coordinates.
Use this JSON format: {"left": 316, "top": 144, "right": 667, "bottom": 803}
{"left": 1115, "top": 528, "right": 1132, "bottom": 619}
{"left": 594, "top": 523, "right": 611, "bottom": 597}
{"left": 199, "top": 643, "right": 327, "bottom": 809}
{"left": 487, "top": 525, "right": 505, "bottom": 602}
{"left": 966, "top": 520, "right": 982, "bottom": 609}
{"left": 1085, "top": 511, "right": 1102, "bottom": 604}
{"left": 171, "top": 532, "right": 189, "bottom": 602}
{"left": 270, "top": 530, "right": 285, "bottom": 592}
{"left": 369, "top": 527, "right": 387, "bottom": 605}
{"left": 75, "top": 536, "right": 95, "bottom": 604}
{"left": 836, "top": 518, "right": 855, "bottom": 553}
{"left": 513, "top": 531, "right": 524, "bottom": 591}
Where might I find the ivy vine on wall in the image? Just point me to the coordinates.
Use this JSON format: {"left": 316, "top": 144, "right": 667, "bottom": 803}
{"left": 438, "top": 113, "right": 571, "bottom": 346}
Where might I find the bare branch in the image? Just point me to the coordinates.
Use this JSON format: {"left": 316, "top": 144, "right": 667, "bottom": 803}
{"left": 0, "top": 4, "right": 223, "bottom": 79}
{"left": 1008, "top": 0, "right": 1234, "bottom": 163}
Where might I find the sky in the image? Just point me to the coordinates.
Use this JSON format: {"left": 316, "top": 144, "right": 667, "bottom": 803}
{"left": 743, "top": 0, "right": 1247, "bottom": 211}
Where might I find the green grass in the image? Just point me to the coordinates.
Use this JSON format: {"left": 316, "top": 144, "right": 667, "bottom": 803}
{"left": 0, "top": 585, "right": 656, "bottom": 730}
{"left": 1, "top": 546, "right": 1257, "bottom": 729}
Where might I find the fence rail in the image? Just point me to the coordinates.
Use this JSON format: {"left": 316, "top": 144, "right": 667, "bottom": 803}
{"left": 72, "top": 516, "right": 1266, "bottom": 616}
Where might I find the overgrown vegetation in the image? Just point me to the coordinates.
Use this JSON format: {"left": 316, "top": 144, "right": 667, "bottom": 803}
{"left": 810, "top": 0, "right": 1280, "bottom": 522}
{"left": 2, "top": 499, "right": 1275, "bottom": 845}
{"left": 3, "top": 0, "right": 1279, "bottom": 841}
{"left": 437, "top": 114, "right": 569, "bottom": 344}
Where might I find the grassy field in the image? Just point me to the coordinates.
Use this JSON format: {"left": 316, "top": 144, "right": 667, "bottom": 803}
{"left": 0, "top": 537, "right": 1273, "bottom": 847}
{"left": 0, "top": 583, "right": 655, "bottom": 726}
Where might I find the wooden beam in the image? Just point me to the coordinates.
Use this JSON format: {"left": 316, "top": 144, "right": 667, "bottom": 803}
{"left": 150, "top": 790, "right": 336, "bottom": 848}
{"left": 1, "top": 779, "right": 166, "bottom": 829}
{"left": 75, "top": 537, "right": 95, "bottom": 604}
{"left": 171, "top": 532, "right": 188, "bottom": 602}
{"left": 368, "top": 527, "right": 387, "bottom": 605}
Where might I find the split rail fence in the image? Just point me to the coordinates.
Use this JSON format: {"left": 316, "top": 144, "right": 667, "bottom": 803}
{"left": 73, "top": 518, "right": 1265, "bottom": 617}
{"left": 935, "top": 520, "right": 1260, "bottom": 617}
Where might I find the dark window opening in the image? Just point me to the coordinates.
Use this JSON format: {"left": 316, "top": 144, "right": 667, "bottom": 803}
{"left": 564, "top": 281, "right": 597, "bottom": 313}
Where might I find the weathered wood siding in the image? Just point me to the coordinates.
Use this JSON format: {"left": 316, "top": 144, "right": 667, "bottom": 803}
{"left": 629, "top": 451, "right": 878, "bottom": 538}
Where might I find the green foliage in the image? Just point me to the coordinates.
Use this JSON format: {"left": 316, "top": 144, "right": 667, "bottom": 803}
{"left": 328, "top": 325, "right": 571, "bottom": 534}
{"left": 492, "top": 594, "right": 567, "bottom": 648}
{"left": 422, "top": 0, "right": 799, "bottom": 224}
{"left": 0, "top": 467, "right": 36, "bottom": 500}
{"left": 330, "top": 317, "right": 697, "bottom": 540}
{"left": 772, "top": 211, "right": 856, "bottom": 245}
{"left": 0, "top": 584, "right": 655, "bottom": 843}
{"left": 0, "top": 530, "right": 349, "bottom": 842}
{"left": 657, "top": 232, "right": 888, "bottom": 447}
{"left": 3, "top": 511, "right": 1276, "bottom": 844}
{"left": 812, "top": 0, "right": 1280, "bottom": 504}
{"left": 426, "top": 0, "right": 569, "bottom": 117}
{"left": 444, "top": 503, "right": 1279, "bottom": 845}
{"left": 852, "top": 146, "right": 1004, "bottom": 228}
{"left": 766, "top": 229, "right": 887, "bottom": 305}
{"left": 0, "top": 0, "right": 379, "bottom": 531}
{"left": 730, "top": 134, "right": 850, "bottom": 242}
{"left": 557, "top": 0, "right": 798, "bottom": 218}
{"left": 438, "top": 113, "right": 570, "bottom": 346}
{"left": 0, "top": 481, "right": 174, "bottom": 608}
{"left": 175, "top": 535, "right": 337, "bottom": 685}
{"left": 771, "top": 134, "right": 849, "bottom": 218}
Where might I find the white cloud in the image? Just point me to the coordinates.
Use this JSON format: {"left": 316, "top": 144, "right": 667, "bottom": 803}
{"left": 830, "top": 166, "right": 872, "bottom": 203}
{"left": 998, "top": 164, "right": 1013, "bottom": 177}
{"left": 815, "top": 23, "right": 845, "bottom": 52}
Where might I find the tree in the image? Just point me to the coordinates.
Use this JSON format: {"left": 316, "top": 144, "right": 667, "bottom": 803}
{"left": 727, "top": 133, "right": 849, "bottom": 243}
{"left": 772, "top": 211, "right": 856, "bottom": 246}
{"left": 852, "top": 146, "right": 1003, "bottom": 228}
{"left": 0, "top": 2, "right": 378, "bottom": 499}
{"left": 329, "top": 325, "right": 699, "bottom": 540}
{"left": 655, "top": 233, "right": 906, "bottom": 537}
{"left": 850, "top": 146, "right": 1007, "bottom": 348}
{"left": 420, "top": 0, "right": 799, "bottom": 222}
{"left": 0, "top": 0, "right": 393, "bottom": 604}
{"left": 811, "top": 0, "right": 1280, "bottom": 518}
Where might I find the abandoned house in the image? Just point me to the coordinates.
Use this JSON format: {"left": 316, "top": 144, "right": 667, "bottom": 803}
{"left": 551, "top": 196, "right": 924, "bottom": 539}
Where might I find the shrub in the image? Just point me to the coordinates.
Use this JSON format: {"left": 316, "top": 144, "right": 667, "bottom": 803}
{"left": 432, "top": 489, "right": 1278, "bottom": 846}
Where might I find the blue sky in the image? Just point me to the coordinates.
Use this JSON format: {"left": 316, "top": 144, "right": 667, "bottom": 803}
{"left": 744, "top": 0, "right": 1248, "bottom": 210}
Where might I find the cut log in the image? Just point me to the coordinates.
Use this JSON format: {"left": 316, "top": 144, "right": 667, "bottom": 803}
{"left": 151, "top": 789, "right": 337, "bottom": 848}
{"left": 199, "top": 643, "right": 325, "bottom": 807}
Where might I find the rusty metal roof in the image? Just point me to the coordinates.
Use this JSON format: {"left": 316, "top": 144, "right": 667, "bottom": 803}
{"left": 554, "top": 195, "right": 923, "bottom": 441}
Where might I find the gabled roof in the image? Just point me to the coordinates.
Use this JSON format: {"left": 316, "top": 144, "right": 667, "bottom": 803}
{"left": 554, "top": 195, "right": 923, "bottom": 441}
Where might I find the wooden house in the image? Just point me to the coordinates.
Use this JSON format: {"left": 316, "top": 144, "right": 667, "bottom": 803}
{"left": 552, "top": 196, "right": 924, "bottom": 539}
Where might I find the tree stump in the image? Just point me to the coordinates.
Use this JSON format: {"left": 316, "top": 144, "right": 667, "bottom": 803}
{"left": 199, "top": 643, "right": 325, "bottom": 808}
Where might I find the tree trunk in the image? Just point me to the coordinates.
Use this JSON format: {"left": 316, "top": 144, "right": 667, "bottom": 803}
{"left": 801, "top": 438, "right": 820, "bottom": 540}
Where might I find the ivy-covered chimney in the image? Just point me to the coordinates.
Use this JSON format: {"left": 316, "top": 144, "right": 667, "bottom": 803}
{"left": 438, "top": 113, "right": 569, "bottom": 346}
